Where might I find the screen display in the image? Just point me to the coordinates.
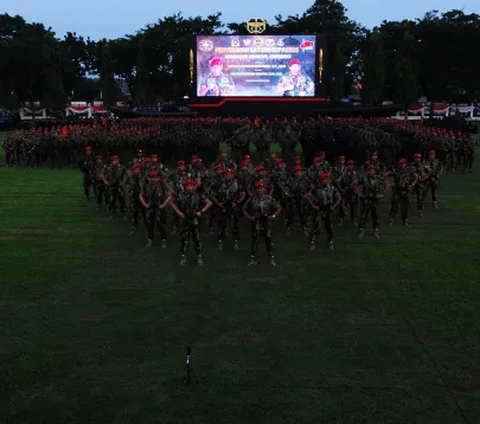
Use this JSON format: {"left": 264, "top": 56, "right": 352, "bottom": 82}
{"left": 196, "top": 35, "right": 317, "bottom": 97}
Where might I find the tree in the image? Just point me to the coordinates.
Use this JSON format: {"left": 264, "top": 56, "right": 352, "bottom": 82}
{"left": 133, "top": 35, "right": 153, "bottom": 106}
{"left": 362, "top": 31, "right": 386, "bottom": 105}
{"left": 99, "top": 41, "right": 118, "bottom": 107}
{"left": 42, "top": 32, "right": 66, "bottom": 108}
{"left": 393, "top": 32, "right": 420, "bottom": 111}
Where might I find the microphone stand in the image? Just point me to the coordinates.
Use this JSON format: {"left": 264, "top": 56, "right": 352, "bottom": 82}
{"left": 184, "top": 346, "right": 197, "bottom": 387}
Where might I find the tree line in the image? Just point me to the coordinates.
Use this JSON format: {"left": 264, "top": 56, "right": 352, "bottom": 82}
{"left": 1, "top": 0, "right": 479, "bottom": 109}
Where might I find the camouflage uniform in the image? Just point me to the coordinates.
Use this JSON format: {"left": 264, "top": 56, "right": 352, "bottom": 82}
{"left": 104, "top": 163, "right": 127, "bottom": 215}
{"left": 92, "top": 161, "right": 108, "bottom": 208}
{"left": 175, "top": 192, "right": 208, "bottom": 257}
{"left": 388, "top": 167, "right": 418, "bottom": 226}
{"left": 244, "top": 194, "right": 277, "bottom": 261}
{"left": 125, "top": 172, "right": 144, "bottom": 229}
{"left": 284, "top": 174, "right": 310, "bottom": 232}
{"left": 79, "top": 154, "right": 94, "bottom": 198}
{"left": 214, "top": 179, "right": 244, "bottom": 247}
{"left": 410, "top": 160, "right": 428, "bottom": 215}
{"left": 357, "top": 174, "right": 387, "bottom": 235}
{"left": 142, "top": 181, "right": 169, "bottom": 242}
{"left": 423, "top": 158, "right": 443, "bottom": 205}
{"left": 308, "top": 185, "right": 340, "bottom": 248}
{"left": 339, "top": 166, "right": 359, "bottom": 223}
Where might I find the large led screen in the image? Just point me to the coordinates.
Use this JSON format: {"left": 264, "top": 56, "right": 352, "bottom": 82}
{"left": 196, "top": 35, "right": 317, "bottom": 97}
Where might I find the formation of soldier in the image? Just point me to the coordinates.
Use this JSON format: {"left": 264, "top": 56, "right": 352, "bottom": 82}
{"left": 2, "top": 117, "right": 477, "bottom": 174}
{"left": 78, "top": 144, "right": 451, "bottom": 267}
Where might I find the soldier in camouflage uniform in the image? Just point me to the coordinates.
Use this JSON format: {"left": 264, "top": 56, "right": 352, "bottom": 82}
{"left": 169, "top": 160, "right": 189, "bottom": 235}
{"left": 249, "top": 165, "right": 274, "bottom": 197}
{"left": 171, "top": 178, "right": 213, "bottom": 266}
{"left": 92, "top": 154, "right": 108, "bottom": 209}
{"left": 243, "top": 180, "right": 282, "bottom": 267}
{"left": 123, "top": 163, "right": 144, "bottom": 235}
{"left": 79, "top": 146, "right": 94, "bottom": 199}
{"left": 262, "top": 150, "right": 278, "bottom": 173}
{"left": 423, "top": 149, "right": 443, "bottom": 209}
{"left": 363, "top": 151, "right": 386, "bottom": 174}
{"left": 332, "top": 156, "right": 346, "bottom": 225}
{"left": 217, "top": 148, "right": 236, "bottom": 171}
{"left": 306, "top": 172, "right": 342, "bottom": 251}
{"left": 339, "top": 160, "right": 359, "bottom": 225}
{"left": 211, "top": 168, "right": 246, "bottom": 251}
{"left": 139, "top": 170, "right": 172, "bottom": 248}
{"left": 284, "top": 165, "right": 310, "bottom": 235}
{"left": 410, "top": 153, "right": 428, "bottom": 217}
{"left": 102, "top": 155, "right": 127, "bottom": 219}
{"left": 356, "top": 164, "right": 389, "bottom": 240}
{"left": 386, "top": 158, "right": 419, "bottom": 227}
{"left": 129, "top": 148, "right": 144, "bottom": 167}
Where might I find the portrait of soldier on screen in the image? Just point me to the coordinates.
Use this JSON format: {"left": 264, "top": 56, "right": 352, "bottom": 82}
{"left": 198, "top": 57, "right": 235, "bottom": 97}
{"left": 276, "top": 58, "right": 315, "bottom": 97}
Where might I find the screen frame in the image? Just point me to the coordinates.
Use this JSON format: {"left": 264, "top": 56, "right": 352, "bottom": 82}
{"left": 189, "top": 33, "right": 327, "bottom": 101}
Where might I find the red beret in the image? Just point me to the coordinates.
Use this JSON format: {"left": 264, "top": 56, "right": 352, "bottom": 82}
{"left": 95, "top": 154, "right": 102, "bottom": 160}
{"left": 319, "top": 172, "right": 330, "bottom": 180}
{"left": 131, "top": 163, "right": 141, "bottom": 170}
{"left": 371, "top": 151, "right": 378, "bottom": 156}
{"left": 276, "top": 158, "right": 284, "bottom": 163}
{"left": 338, "top": 156, "right": 345, "bottom": 161}
{"left": 85, "top": 146, "right": 92, "bottom": 151}
{"left": 110, "top": 155, "right": 118, "bottom": 161}
{"left": 289, "top": 58, "right": 301, "bottom": 67}
{"left": 398, "top": 158, "right": 408, "bottom": 164}
{"left": 213, "top": 163, "right": 223, "bottom": 171}
{"left": 150, "top": 170, "right": 160, "bottom": 178}
{"left": 244, "top": 154, "right": 251, "bottom": 159}
{"left": 367, "top": 164, "right": 375, "bottom": 171}
{"left": 414, "top": 153, "right": 421, "bottom": 159}
{"left": 255, "top": 165, "right": 265, "bottom": 172}
{"left": 184, "top": 178, "right": 196, "bottom": 186}
{"left": 255, "top": 180, "right": 265, "bottom": 188}
{"left": 209, "top": 57, "right": 223, "bottom": 67}
{"left": 143, "top": 157, "right": 151, "bottom": 163}
{"left": 176, "top": 160, "right": 185, "bottom": 166}
{"left": 346, "top": 160, "right": 354, "bottom": 166}
{"left": 150, "top": 154, "right": 158, "bottom": 159}
{"left": 239, "top": 161, "right": 248, "bottom": 168}
{"left": 224, "top": 168, "right": 234, "bottom": 174}
{"left": 313, "top": 157, "right": 322, "bottom": 163}
{"left": 137, "top": 149, "right": 142, "bottom": 153}
{"left": 294, "top": 166, "right": 303, "bottom": 172}
{"left": 429, "top": 149, "right": 435, "bottom": 154}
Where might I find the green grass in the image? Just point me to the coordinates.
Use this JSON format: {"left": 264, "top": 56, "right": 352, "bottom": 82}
{"left": 1, "top": 153, "right": 480, "bottom": 423}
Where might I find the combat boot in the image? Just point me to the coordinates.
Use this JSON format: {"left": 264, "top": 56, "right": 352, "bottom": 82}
{"left": 248, "top": 256, "right": 257, "bottom": 267}
{"left": 218, "top": 240, "right": 223, "bottom": 251}
{"left": 309, "top": 242, "right": 316, "bottom": 251}
{"left": 160, "top": 239, "right": 167, "bottom": 249}
{"left": 234, "top": 241, "right": 239, "bottom": 251}
{"left": 328, "top": 241, "right": 335, "bottom": 251}
{"left": 180, "top": 254, "right": 187, "bottom": 266}
{"left": 128, "top": 226, "right": 137, "bottom": 236}
{"left": 373, "top": 228, "right": 380, "bottom": 239}
{"left": 337, "top": 218, "right": 343, "bottom": 227}
{"left": 434, "top": 201, "right": 439, "bottom": 209}
{"left": 145, "top": 239, "right": 152, "bottom": 249}
{"left": 403, "top": 219, "right": 411, "bottom": 228}
{"left": 389, "top": 218, "right": 394, "bottom": 227}
{"left": 269, "top": 256, "right": 277, "bottom": 266}
{"left": 285, "top": 227, "right": 291, "bottom": 236}
{"left": 196, "top": 255, "right": 203, "bottom": 266}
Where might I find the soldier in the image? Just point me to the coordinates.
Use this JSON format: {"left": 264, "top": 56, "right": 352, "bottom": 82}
{"left": 410, "top": 153, "right": 428, "bottom": 217}
{"left": 123, "top": 163, "right": 144, "bottom": 235}
{"left": 340, "top": 160, "right": 360, "bottom": 225}
{"left": 332, "top": 156, "right": 346, "bottom": 225}
{"left": 423, "top": 149, "right": 443, "bottom": 209}
{"left": 170, "top": 178, "right": 213, "bottom": 266}
{"left": 307, "top": 156, "right": 323, "bottom": 185}
{"left": 169, "top": 160, "right": 189, "bottom": 235}
{"left": 212, "top": 168, "right": 246, "bottom": 251}
{"left": 263, "top": 150, "right": 278, "bottom": 173}
{"left": 130, "top": 148, "right": 144, "bottom": 166}
{"left": 217, "top": 148, "right": 236, "bottom": 171}
{"left": 92, "top": 154, "right": 107, "bottom": 210}
{"left": 306, "top": 172, "right": 342, "bottom": 251}
{"left": 356, "top": 164, "right": 388, "bottom": 240}
{"left": 363, "top": 151, "right": 386, "bottom": 174}
{"left": 386, "top": 158, "right": 419, "bottom": 227}
{"left": 250, "top": 165, "right": 274, "bottom": 196}
{"left": 79, "top": 146, "right": 94, "bottom": 199}
{"left": 139, "top": 170, "right": 172, "bottom": 248}
{"left": 102, "top": 155, "right": 127, "bottom": 219}
{"left": 243, "top": 180, "right": 282, "bottom": 267}
{"left": 284, "top": 165, "right": 310, "bottom": 235}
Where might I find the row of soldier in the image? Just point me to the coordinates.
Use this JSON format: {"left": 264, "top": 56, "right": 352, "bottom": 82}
{"left": 3, "top": 117, "right": 476, "bottom": 172}
{"left": 80, "top": 147, "right": 444, "bottom": 266}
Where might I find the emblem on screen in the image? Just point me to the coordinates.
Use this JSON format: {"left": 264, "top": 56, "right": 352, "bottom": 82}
{"left": 246, "top": 18, "right": 267, "bottom": 34}
{"left": 198, "top": 39, "right": 214, "bottom": 52}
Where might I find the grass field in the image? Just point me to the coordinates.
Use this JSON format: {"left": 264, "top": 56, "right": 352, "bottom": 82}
{"left": 1, "top": 137, "right": 480, "bottom": 423}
